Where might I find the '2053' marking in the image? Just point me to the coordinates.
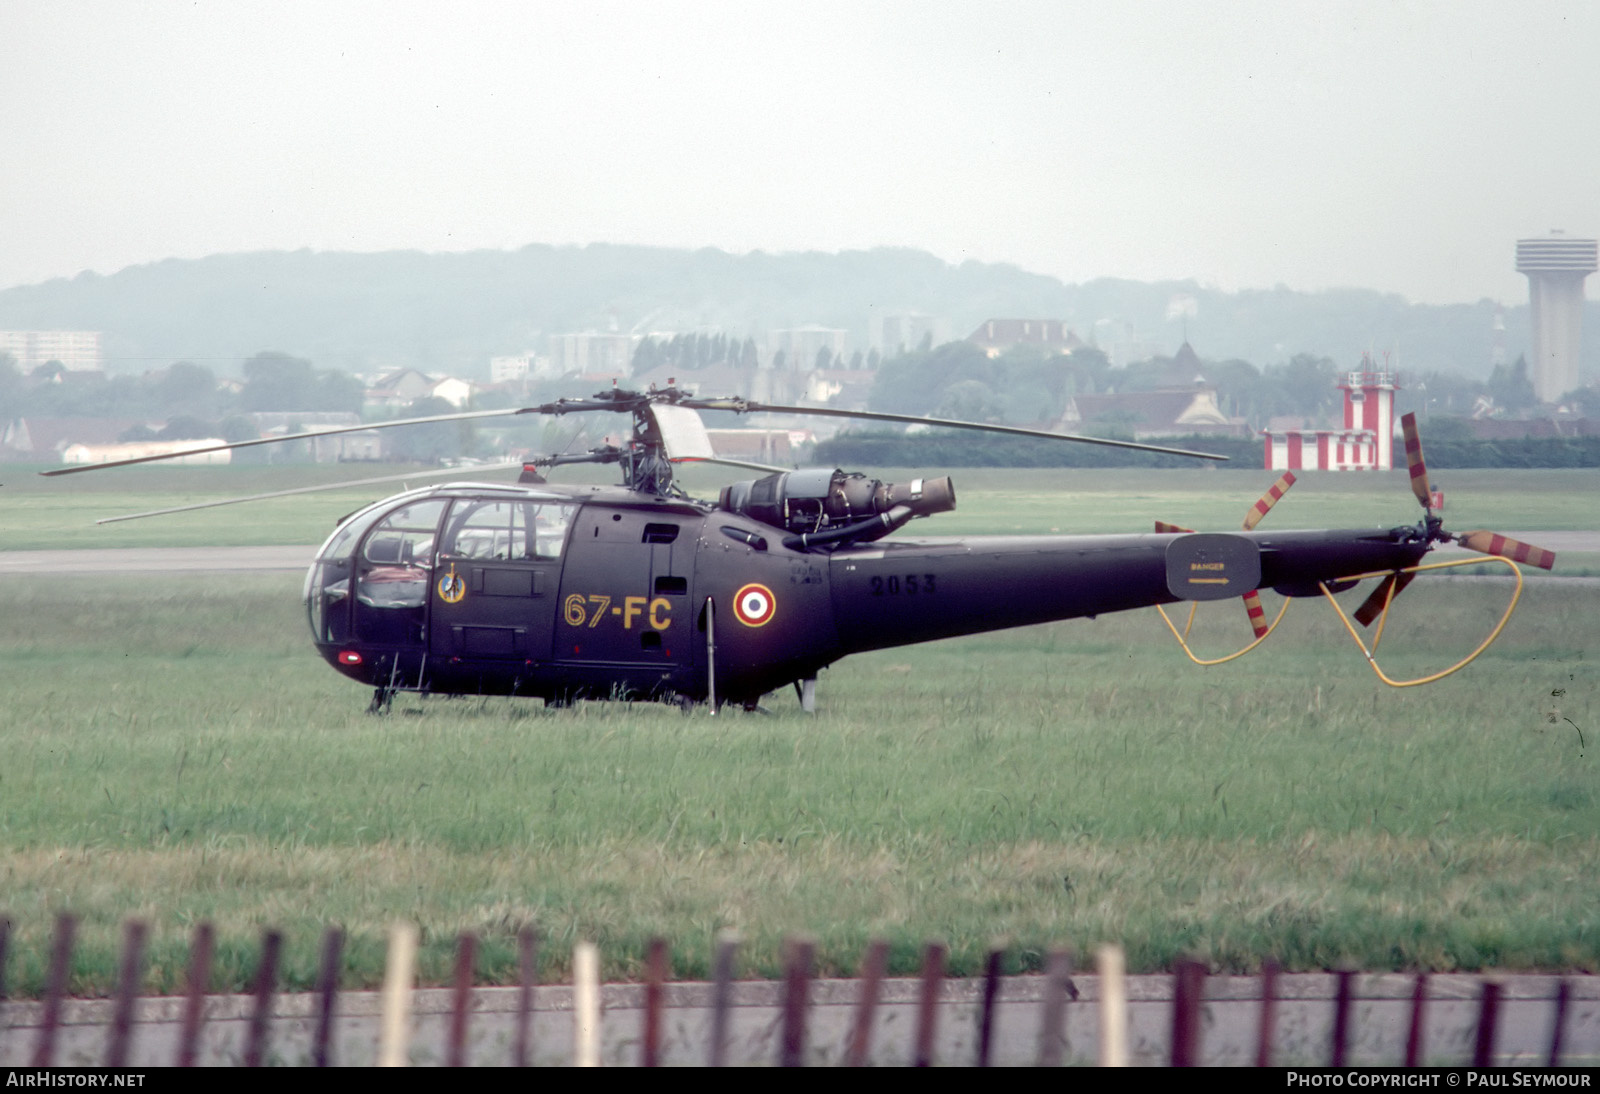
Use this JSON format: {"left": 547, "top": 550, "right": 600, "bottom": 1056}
{"left": 869, "top": 574, "right": 937, "bottom": 596}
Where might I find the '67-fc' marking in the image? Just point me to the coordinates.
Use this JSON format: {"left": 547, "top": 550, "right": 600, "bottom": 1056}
{"left": 733, "top": 583, "right": 776, "bottom": 627}
{"left": 563, "top": 594, "right": 671, "bottom": 630}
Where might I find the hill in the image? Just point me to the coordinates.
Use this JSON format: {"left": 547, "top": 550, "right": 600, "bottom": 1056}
{"left": 0, "top": 244, "right": 1585, "bottom": 382}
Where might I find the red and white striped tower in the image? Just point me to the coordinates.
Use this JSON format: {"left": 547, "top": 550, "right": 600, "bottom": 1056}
{"left": 1337, "top": 358, "right": 1400, "bottom": 470}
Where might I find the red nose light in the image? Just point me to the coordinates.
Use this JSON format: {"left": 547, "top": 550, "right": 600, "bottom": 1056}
{"left": 338, "top": 650, "right": 363, "bottom": 666}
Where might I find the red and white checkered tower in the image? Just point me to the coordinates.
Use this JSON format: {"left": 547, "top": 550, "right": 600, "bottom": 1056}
{"left": 1337, "top": 355, "right": 1400, "bottom": 470}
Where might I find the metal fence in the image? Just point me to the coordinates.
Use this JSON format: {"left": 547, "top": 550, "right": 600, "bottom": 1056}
{"left": 0, "top": 914, "right": 1591, "bottom": 1066}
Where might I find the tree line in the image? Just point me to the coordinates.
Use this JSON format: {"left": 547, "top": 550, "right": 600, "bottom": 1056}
{"left": 865, "top": 340, "right": 1593, "bottom": 432}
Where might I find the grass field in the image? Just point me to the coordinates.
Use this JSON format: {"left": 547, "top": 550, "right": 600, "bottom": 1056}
{"left": 4, "top": 463, "right": 1597, "bottom": 562}
{"left": 0, "top": 560, "right": 1596, "bottom": 996}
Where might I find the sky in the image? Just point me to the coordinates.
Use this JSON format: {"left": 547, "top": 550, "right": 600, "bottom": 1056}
{"left": 2, "top": 0, "right": 1596, "bottom": 305}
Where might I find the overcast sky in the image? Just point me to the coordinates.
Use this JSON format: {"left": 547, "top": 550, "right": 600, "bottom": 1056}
{"left": 3, "top": 0, "right": 1595, "bottom": 305}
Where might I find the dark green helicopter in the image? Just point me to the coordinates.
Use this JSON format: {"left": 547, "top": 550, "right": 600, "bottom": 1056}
{"left": 43, "top": 390, "right": 1553, "bottom": 711}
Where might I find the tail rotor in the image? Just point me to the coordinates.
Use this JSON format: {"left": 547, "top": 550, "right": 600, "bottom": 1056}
{"left": 1352, "top": 412, "right": 1555, "bottom": 628}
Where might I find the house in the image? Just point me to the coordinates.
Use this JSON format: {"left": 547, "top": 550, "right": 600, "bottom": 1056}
{"left": 967, "top": 319, "right": 1084, "bottom": 359}
{"left": 365, "top": 369, "right": 475, "bottom": 410}
{"left": 1060, "top": 387, "right": 1246, "bottom": 438}
{"left": 1, "top": 417, "right": 145, "bottom": 461}
{"left": 1055, "top": 343, "right": 1248, "bottom": 438}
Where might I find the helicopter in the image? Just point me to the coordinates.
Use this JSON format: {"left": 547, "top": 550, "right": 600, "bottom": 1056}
{"left": 43, "top": 387, "right": 1556, "bottom": 712}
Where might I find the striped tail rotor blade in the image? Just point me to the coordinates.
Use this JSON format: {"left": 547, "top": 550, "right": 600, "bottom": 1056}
{"left": 1155, "top": 521, "right": 1195, "bottom": 534}
{"left": 1400, "top": 412, "right": 1431, "bottom": 510}
{"left": 1353, "top": 571, "right": 1417, "bottom": 627}
{"left": 1455, "top": 530, "right": 1557, "bottom": 570}
{"left": 1242, "top": 590, "right": 1270, "bottom": 639}
{"left": 1241, "top": 471, "right": 1297, "bottom": 531}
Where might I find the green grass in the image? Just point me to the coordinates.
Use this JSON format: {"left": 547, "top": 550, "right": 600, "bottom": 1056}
{"left": 0, "top": 569, "right": 1595, "bottom": 995}
{"left": 3, "top": 463, "right": 1596, "bottom": 550}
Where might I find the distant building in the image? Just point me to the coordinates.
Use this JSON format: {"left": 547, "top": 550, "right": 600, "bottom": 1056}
{"left": 1260, "top": 363, "right": 1398, "bottom": 471}
{"left": 366, "top": 369, "right": 474, "bottom": 410}
{"left": 247, "top": 412, "right": 380, "bottom": 462}
{"left": 768, "top": 327, "right": 848, "bottom": 371}
{"left": 489, "top": 355, "right": 532, "bottom": 384}
{"left": 1056, "top": 341, "right": 1247, "bottom": 439}
{"left": 872, "top": 312, "right": 944, "bottom": 357}
{"left": 967, "top": 319, "right": 1083, "bottom": 359}
{"left": 549, "top": 332, "right": 637, "bottom": 376}
{"left": 0, "top": 330, "right": 104, "bottom": 372}
{"left": 62, "top": 439, "right": 231, "bottom": 467}
{"left": 2, "top": 417, "right": 143, "bottom": 461}
{"left": 1516, "top": 230, "right": 1597, "bottom": 403}
{"left": 1061, "top": 387, "right": 1245, "bottom": 438}
{"left": 430, "top": 377, "right": 473, "bottom": 408}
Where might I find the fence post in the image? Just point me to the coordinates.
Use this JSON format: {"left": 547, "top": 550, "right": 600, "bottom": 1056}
{"left": 1548, "top": 980, "right": 1569, "bottom": 1068}
{"left": 1171, "top": 957, "right": 1206, "bottom": 1067}
{"left": 449, "top": 931, "right": 477, "bottom": 1067}
{"left": 176, "top": 922, "right": 213, "bottom": 1067}
{"left": 1330, "top": 968, "right": 1355, "bottom": 1067}
{"left": 244, "top": 929, "right": 282, "bottom": 1068}
{"left": 913, "top": 941, "right": 946, "bottom": 1067}
{"left": 1255, "top": 959, "right": 1279, "bottom": 1068}
{"left": 1473, "top": 978, "right": 1502, "bottom": 1067}
{"left": 779, "top": 936, "right": 814, "bottom": 1067}
{"left": 1097, "top": 943, "right": 1128, "bottom": 1067}
{"left": 1404, "top": 973, "right": 1427, "bottom": 1068}
{"left": 313, "top": 926, "right": 343, "bottom": 1068}
{"left": 0, "top": 915, "right": 10, "bottom": 1006}
{"left": 1036, "top": 948, "right": 1074, "bottom": 1067}
{"left": 33, "top": 913, "right": 76, "bottom": 1067}
{"left": 0, "top": 915, "right": 8, "bottom": 1055}
{"left": 844, "top": 938, "right": 888, "bottom": 1067}
{"left": 708, "top": 931, "right": 739, "bottom": 1067}
{"left": 642, "top": 936, "right": 668, "bottom": 1067}
{"left": 976, "top": 944, "right": 1004, "bottom": 1066}
{"left": 106, "top": 919, "right": 147, "bottom": 1067}
{"left": 379, "top": 923, "right": 417, "bottom": 1068}
{"left": 513, "top": 927, "right": 539, "bottom": 1067}
{"left": 573, "top": 941, "right": 601, "bottom": 1067}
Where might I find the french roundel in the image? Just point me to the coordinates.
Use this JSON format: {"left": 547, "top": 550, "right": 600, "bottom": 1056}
{"left": 733, "top": 583, "right": 776, "bottom": 627}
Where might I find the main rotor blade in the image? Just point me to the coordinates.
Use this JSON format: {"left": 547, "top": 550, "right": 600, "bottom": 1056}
{"left": 1453, "top": 530, "right": 1557, "bottom": 570}
{"left": 95, "top": 462, "right": 524, "bottom": 524}
{"left": 40, "top": 407, "right": 530, "bottom": 477}
{"left": 1241, "top": 471, "right": 1296, "bottom": 531}
{"left": 1400, "top": 412, "right": 1431, "bottom": 510}
{"left": 685, "top": 399, "right": 1231, "bottom": 461}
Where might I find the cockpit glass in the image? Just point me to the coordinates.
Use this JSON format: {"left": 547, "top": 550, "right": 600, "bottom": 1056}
{"left": 354, "top": 499, "right": 448, "bottom": 611}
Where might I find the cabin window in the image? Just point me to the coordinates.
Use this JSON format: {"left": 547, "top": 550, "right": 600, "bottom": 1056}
{"left": 441, "top": 499, "right": 574, "bottom": 561}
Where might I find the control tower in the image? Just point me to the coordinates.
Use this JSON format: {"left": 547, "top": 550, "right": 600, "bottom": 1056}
{"left": 1516, "top": 230, "right": 1597, "bottom": 403}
